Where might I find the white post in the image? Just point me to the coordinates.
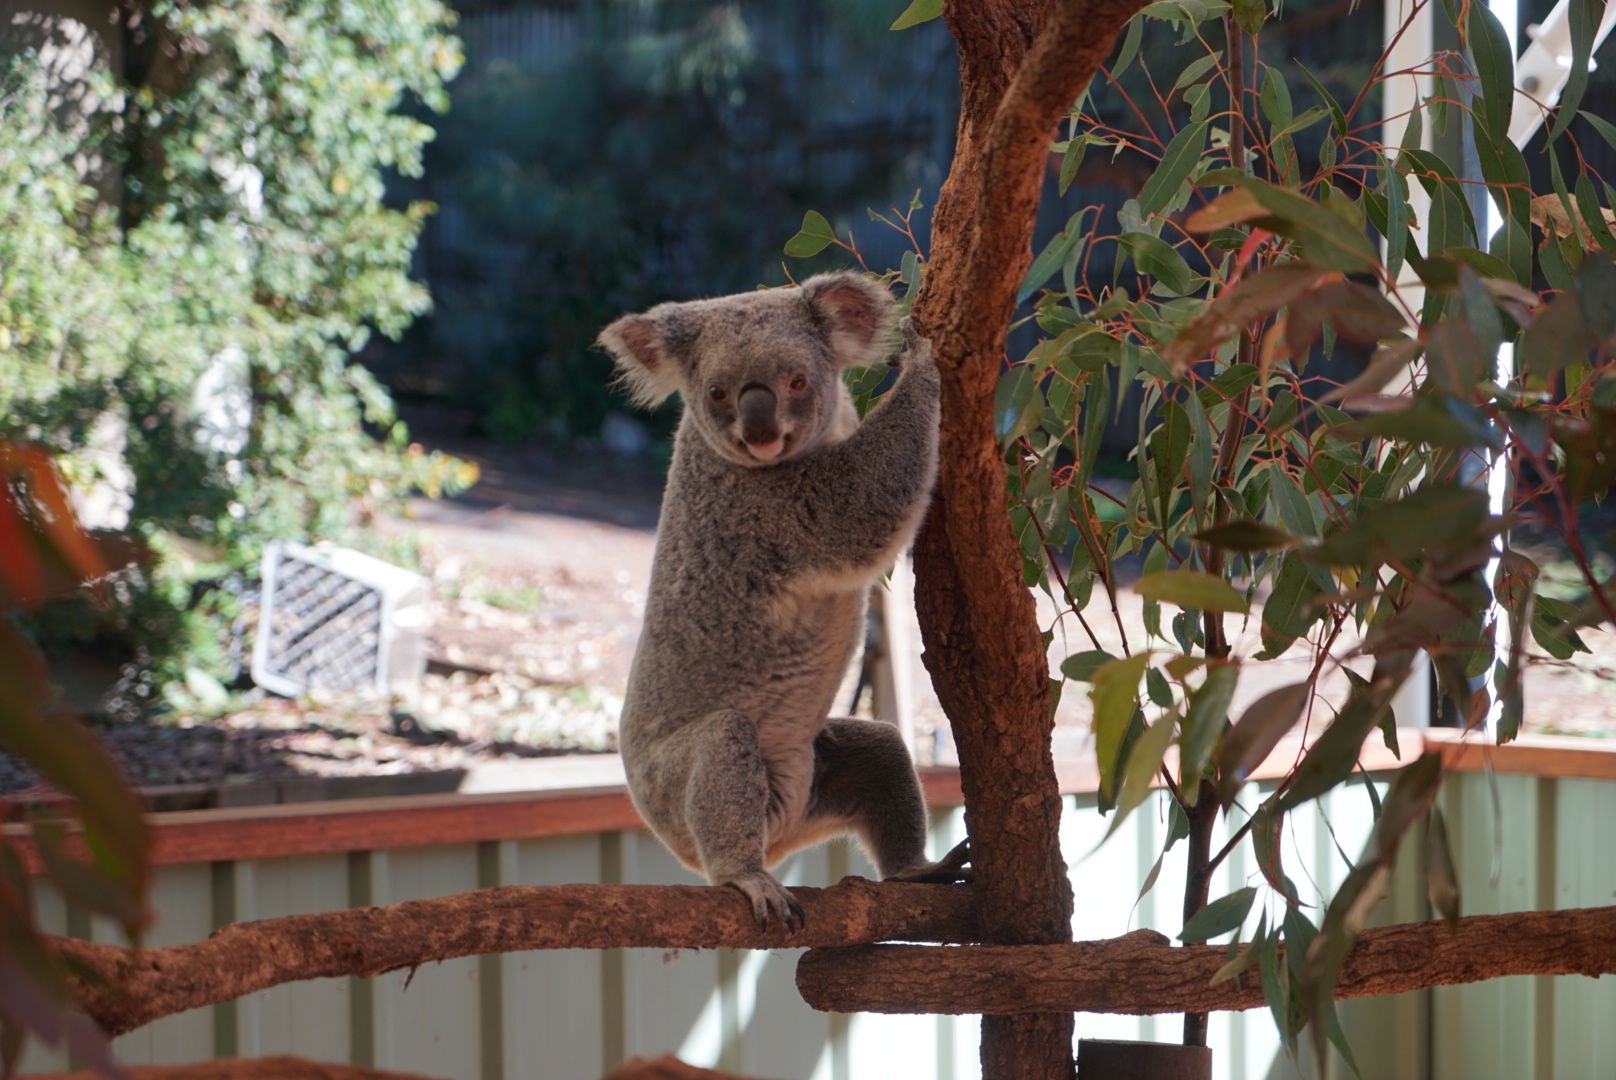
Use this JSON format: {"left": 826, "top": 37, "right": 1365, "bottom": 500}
{"left": 869, "top": 556, "right": 918, "bottom": 755}
{"left": 1382, "top": 0, "right": 1437, "bottom": 729}
{"left": 1509, "top": 0, "right": 1616, "bottom": 147}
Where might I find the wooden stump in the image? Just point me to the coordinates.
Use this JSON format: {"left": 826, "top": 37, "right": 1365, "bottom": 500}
{"left": 603, "top": 1056, "right": 770, "bottom": 1080}
{"left": 1077, "top": 1040, "right": 1212, "bottom": 1080}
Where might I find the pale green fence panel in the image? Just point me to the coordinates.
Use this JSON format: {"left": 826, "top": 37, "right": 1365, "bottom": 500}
{"left": 502, "top": 835, "right": 609, "bottom": 1080}
{"left": 1432, "top": 772, "right": 1544, "bottom": 1080}
{"left": 18, "top": 884, "right": 70, "bottom": 1075}
{"left": 1550, "top": 778, "right": 1616, "bottom": 1080}
{"left": 372, "top": 846, "right": 485, "bottom": 1077}
{"left": 238, "top": 854, "right": 352, "bottom": 1062}
{"left": 13, "top": 763, "right": 1613, "bottom": 1080}
{"left": 109, "top": 862, "right": 215, "bottom": 1068}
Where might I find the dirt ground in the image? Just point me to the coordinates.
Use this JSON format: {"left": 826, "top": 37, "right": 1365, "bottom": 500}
{"left": 378, "top": 437, "right": 1616, "bottom": 759}
{"left": 18, "top": 434, "right": 1612, "bottom": 799}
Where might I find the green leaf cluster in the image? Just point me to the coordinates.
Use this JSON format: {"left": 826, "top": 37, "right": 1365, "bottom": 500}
{"left": 0, "top": 2, "right": 473, "bottom": 689}
{"left": 940, "top": 0, "right": 1616, "bottom": 1064}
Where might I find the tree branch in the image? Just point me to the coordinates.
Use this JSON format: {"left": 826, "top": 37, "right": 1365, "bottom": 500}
{"left": 55, "top": 880, "right": 978, "bottom": 1036}
{"left": 33, "top": 1057, "right": 438, "bottom": 1080}
{"left": 795, "top": 906, "right": 1616, "bottom": 1015}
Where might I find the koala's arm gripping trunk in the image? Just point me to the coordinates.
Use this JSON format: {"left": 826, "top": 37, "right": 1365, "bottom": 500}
{"left": 782, "top": 354, "right": 941, "bottom": 576}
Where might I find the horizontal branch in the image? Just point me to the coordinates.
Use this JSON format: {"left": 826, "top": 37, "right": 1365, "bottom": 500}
{"left": 58, "top": 880, "right": 978, "bottom": 1035}
{"left": 34, "top": 1056, "right": 436, "bottom": 1080}
{"left": 795, "top": 906, "right": 1616, "bottom": 1015}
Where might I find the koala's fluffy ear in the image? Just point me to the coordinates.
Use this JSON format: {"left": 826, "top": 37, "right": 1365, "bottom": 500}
{"left": 598, "top": 314, "right": 682, "bottom": 408}
{"left": 802, "top": 273, "right": 897, "bottom": 368}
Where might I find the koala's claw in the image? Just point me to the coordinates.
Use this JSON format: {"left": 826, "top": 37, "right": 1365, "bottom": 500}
{"left": 884, "top": 838, "right": 973, "bottom": 885}
{"left": 890, "top": 315, "right": 933, "bottom": 369}
{"left": 900, "top": 315, "right": 923, "bottom": 350}
{"left": 722, "top": 871, "right": 806, "bottom": 932}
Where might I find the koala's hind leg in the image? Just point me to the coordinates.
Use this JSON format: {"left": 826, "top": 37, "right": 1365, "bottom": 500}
{"left": 805, "top": 718, "right": 972, "bottom": 883}
{"left": 685, "top": 710, "right": 805, "bottom": 930}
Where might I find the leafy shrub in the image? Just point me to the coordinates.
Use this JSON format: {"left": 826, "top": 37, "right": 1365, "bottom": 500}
{"left": 0, "top": 0, "right": 476, "bottom": 693}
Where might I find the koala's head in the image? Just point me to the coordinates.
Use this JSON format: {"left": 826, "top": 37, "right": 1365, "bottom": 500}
{"left": 597, "top": 272, "right": 896, "bottom": 467}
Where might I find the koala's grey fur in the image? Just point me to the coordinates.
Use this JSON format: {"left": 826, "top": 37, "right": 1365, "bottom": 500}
{"left": 597, "top": 272, "right": 968, "bottom": 926}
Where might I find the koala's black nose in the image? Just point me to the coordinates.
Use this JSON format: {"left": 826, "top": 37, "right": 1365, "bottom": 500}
{"left": 737, "top": 385, "right": 780, "bottom": 446}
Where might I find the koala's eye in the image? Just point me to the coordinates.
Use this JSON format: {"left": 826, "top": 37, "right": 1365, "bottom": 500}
{"left": 788, "top": 373, "right": 808, "bottom": 394}
{"left": 708, "top": 386, "right": 727, "bottom": 404}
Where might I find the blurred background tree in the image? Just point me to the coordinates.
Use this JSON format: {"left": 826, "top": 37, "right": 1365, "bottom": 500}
{"left": 1, "top": 0, "right": 475, "bottom": 700}
{"left": 366, "top": 0, "right": 960, "bottom": 448}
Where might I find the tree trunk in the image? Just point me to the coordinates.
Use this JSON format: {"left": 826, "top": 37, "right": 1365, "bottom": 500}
{"left": 794, "top": 906, "right": 1616, "bottom": 1014}
{"left": 910, "top": 1, "right": 1149, "bottom": 1076}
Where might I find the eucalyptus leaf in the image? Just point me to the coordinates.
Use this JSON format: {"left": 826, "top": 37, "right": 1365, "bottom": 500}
{"left": 1105, "top": 709, "right": 1180, "bottom": 837}
{"left": 1207, "top": 176, "right": 1379, "bottom": 271}
{"left": 1231, "top": 0, "right": 1266, "bottom": 33}
{"left": 1112, "top": 16, "right": 1145, "bottom": 77}
{"left": 1300, "top": 753, "right": 1444, "bottom": 1074}
{"left": 1091, "top": 654, "right": 1152, "bottom": 804}
{"left": 1121, "top": 232, "right": 1198, "bottom": 296}
{"left": 1259, "top": 553, "right": 1322, "bottom": 656}
{"left": 1139, "top": 121, "right": 1211, "bottom": 220}
{"left": 783, "top": 210, "right": 838, "bottom": 257}
{"left": 1180, "top": 886, "right": 1258, "bottom": 943}
{"left": 1466, "top": 3, "right": 1514, "bottom": 147}
{"left": 1548, "top": 0, "right": 1602, "bottom": 143}
{"left": 1136, "top": 569, "right": 1251, "bottom": 612}
{"left": 1219, "top": 681, "right": 1311, "bottom": 798}
{"left": 1310, "top": 484, "right": 1488, "bottom": 567}
{"left": 889, "top": 0, "right": 942, "bottom": 31}
{"left": 1162, "top": 262, "right": 1332, "bottom": 374}
{"left": 1282, "top": 658, "right": 1413, "bottom": 810}
{"left": 1062, "top": 649, "right": 1120, "bottom": 681}
{"left": 1194, "top": 518, "right": 1301, "bottom": 551}
{"left": 1181, "top": 662, "right": 1238, "bottom": 789}
{"left": 1424, "top": 806, "right": 1461, "bottom": 930}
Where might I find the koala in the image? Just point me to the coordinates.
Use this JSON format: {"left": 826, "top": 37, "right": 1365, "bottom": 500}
{"left": 596, "top": 272, "right": 970, "bottom": 928}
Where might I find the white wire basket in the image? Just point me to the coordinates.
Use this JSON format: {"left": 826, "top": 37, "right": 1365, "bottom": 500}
{"left": 251, "top": 541, "right": 429, "bottom": 697}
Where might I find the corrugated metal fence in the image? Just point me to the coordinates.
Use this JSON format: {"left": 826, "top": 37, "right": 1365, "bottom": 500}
{"left": 18, "top": 732, "right": 1616, "bottom": 1080}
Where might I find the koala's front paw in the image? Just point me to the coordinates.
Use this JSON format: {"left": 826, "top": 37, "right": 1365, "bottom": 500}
{"left": 886, "top": 315, "right": 936, "bottom": 370}
{"left": 884, "top": 838, "right": 973, "bottom": 885}
{"left": 720, "top": 869, "right": 806, "bottom": 931}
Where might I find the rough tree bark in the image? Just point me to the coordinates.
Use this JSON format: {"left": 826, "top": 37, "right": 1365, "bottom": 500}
{"left": 795, "top": 906, "right": 1616, "bottom": 1014}
{"left": 33, "top": 1058, "right": 436, "bottom": 1080}
{"left": 63, "top": 881, "right": 1616, "bottom": 1039}
{"left": 908, "top": 0, "right": 1148, "bottom": 1076}
{"left": 56, "top": 881, "right": 977, "bottom": 1036}
{"left": 32, "top": 1058, "right": 759, "bottom": 1080}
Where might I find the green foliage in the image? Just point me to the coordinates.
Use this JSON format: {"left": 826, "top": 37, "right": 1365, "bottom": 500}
{"left": 0, "top": 1, "right": 475, "bottom": 688}
{"left": 848, "top": 0, "right": 1616, "bottom": 1060}
{"left": 0, "top": 442, "right": 150, "bottom": 1069}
